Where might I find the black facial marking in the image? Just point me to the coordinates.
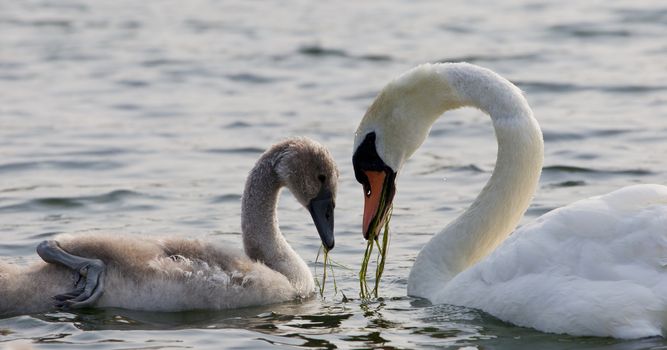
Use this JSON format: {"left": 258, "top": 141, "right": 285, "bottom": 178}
{"left": 352, "top": 132, "right": 393, "bottom": 189}
{"left": 352, "top": 132, "right": 398, "bottom": 239}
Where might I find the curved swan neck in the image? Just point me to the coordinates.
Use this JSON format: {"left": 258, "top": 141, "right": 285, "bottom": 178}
{"left": 241, "top": 154, "right": 312, "bottom": 292}
{"left": 394, "top": 63, "right": 544, "bottom": 297}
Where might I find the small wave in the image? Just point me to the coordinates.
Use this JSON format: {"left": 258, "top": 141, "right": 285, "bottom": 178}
{"left": 0, "top": 185, "right": 44, "bottom": 193}
{"left": 141, "top": 59, "right": 192, "bottom": 67}
{"left": 542, "top": 165, "right": 652, "bottom": 176}
{"left": 438, "top": 24, "right": 473, "bottom": 34}
{"left": 543, "top": 131, "right": 584, "bottom": 141}
{"left": 435, "top": 205, "right": 454, "bottom": 212}
{"left": 592, "top": 129, "right": 633, "bottom": 137}
{"left": 453, "top": 164, "right": 487, "bottom": 173}
{"left": 0, "top": 190, "right": 148, "bottom": 212}
{"left": 515, "top": 81, "right": 667, "bottom": 94}
{"left": 289, "top": 313, "right": 353, "bottom": 330}
{"left": 118, "top": 20, "right": 142, "bottom": 30}
{"left": 599, "top": 85, "right": 667, "bottom": 93}
{"left": 45, "top": 53, "right": 105, "bottom": 62}
{"left": 30, "top": 231, "right": 63, "bottom": 239}
{"left": 358, "top": 54, "right": 392, "bottom": 62}
{"left": 116, "top": 79, "right": 149, "bottom": 88}
{"left": 184, "top": 19, "right": 225, "bottom": 32}
{"left": 343, "top": 91, "right": 379, "bottom": 101}
{"left": 111, "top": 103, "right": 142, "bottom": 111}
{"left": 203, "top": 147, "right": 264, "bottom": 154}
{"left": 0, "top": 73, "right": 35, "bottom": 81}
{"left": 543, "top": 128, "right": 631, "bottom": 141}
{"left": 573, "top": 153, "right": 598, "bottom": 160}
{"left": 299, "top": 45, "right": 347, "bottom": 58}
{"left": 514, "top": 81, "right": 581, "bottom": 93}
{"left": 225, "top": 121, "right": 252, "bottom": 128}
{"left": 438, "top": 53, "right": 540, "bottom": 64}
{"left": 423, "top": 303, "right": 483, "bottom": 322}
{"left": 549, "top": 24, "right": 632, "bottom": 38}
{"left": 61, "top": 147, "right": 132, "bottom": 157}
{"left": 226, "top": 73, "right": 281, "bottom": 84}
{"left": 210, "top": 194, "right": 241, "bottom": 204}
{"left": 549, "top": 180, "right": 586, "bottom": 188}
{"left": 0, "top": 160, "right": 122, "bottom": 173}
{"left": 32, "top": 197, "right": 85, "bottom": 209}
{"left": 1, "top": 18, "right": 72, "bottom": 28}
{"left": 298, "top": 45, "right": 393, "bottom": 62}
{"left": 616, "top": 8, "right": 667, "bottom": 24}
{"left": 419, "top": 164, "right": 487, "bottom": 176}
{"left": 0, "top": 62, "right": 24, "bottom": 70}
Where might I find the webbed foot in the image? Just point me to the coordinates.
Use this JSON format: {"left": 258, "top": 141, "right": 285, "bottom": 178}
{"left": 36, "top": 240, "right": 107, "bottom": 309}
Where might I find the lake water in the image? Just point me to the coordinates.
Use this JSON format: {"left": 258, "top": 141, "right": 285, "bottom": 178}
{"left": 1, "top": 0, "right": 667, "bottom": 349}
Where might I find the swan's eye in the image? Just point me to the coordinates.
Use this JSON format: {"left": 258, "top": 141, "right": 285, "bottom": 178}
{"left": 318, "top": 174, "right": 326, "bottom": 183}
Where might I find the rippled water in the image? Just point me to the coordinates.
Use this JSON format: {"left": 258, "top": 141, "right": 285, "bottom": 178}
{"left": 1, "top": 0, "right": 667, "bottom": 349}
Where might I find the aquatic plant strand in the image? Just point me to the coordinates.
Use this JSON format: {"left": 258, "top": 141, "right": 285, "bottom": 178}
{"left": 373, "top": 213, "right": 391, "bottom": 297}
{"left": 359, "top": 179, "right": 393, "bottom": 299}
{"left": 314, "top": 246, "right": 338, "bottom": 298}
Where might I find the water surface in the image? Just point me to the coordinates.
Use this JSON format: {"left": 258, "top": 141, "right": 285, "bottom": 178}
{"left": 1, "top": 0, "right": 667, "bottom": 349}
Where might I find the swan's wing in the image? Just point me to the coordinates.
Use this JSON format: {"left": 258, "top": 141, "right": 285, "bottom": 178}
{"left": 438, "top": 184, "right": 667, "bottom": 338}
{"left": 480, "top": 184, "right": 667, "bottom": 282}
{"left": 160, "top": 237, "right": 250, "bottom": 273}
{"left": 127, "top": 249, "right": 297, "bottom": 311}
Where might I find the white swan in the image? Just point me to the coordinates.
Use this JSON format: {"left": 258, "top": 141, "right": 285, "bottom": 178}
{"left": 352, "top": 62, "right": 667, "bottom": 339}
{"left": 0, "top": 137, "right": 338, "bottom": 314}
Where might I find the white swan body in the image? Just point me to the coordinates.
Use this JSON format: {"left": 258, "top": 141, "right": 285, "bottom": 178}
{"left": 0, "top": 137, "right": 338, "bottom": 314}
{"left": 352, "top": 62, "right": 667, "bottom": 338}
{"left": 438, "top": 184, "right": 667, "bottom": 338}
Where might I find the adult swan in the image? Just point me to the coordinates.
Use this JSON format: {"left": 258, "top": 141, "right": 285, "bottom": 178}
{"left": 352, "top": 62, "right": 667, "bottom": 338}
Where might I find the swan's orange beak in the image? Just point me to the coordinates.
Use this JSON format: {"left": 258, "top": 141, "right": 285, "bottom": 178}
{"left": 352, "top": 132, "right": 396, "bottom": 240}
{"left": 362, "top": 171, "right": 385, "bottom": 238}
{"left": 361, "top": 170, "right": 395, "bottom": 240}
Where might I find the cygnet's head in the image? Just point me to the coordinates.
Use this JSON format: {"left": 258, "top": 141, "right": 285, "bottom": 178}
{"left": 271, "top": 137, "right": 339, "bottom": 251}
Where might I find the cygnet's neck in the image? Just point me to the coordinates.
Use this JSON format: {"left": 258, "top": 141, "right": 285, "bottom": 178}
{"left": 241, "top": 154, "right": 314, "bottom": 295}
{"left": 387, "top": 64, "right": 545, "bottom": 298}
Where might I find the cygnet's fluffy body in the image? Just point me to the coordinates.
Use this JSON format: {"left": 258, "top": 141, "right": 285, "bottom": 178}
{"left": 0, "top": 137, "right": 338, "bottom": 315}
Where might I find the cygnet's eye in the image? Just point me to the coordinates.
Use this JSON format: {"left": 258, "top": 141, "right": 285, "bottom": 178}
{"left": 318, "top": 174, "right": 326, "bottom": 183}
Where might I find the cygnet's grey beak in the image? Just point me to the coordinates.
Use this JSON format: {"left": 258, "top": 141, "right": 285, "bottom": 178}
{"left": 308, "top": 188, "right": 335, "bottom": 251}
